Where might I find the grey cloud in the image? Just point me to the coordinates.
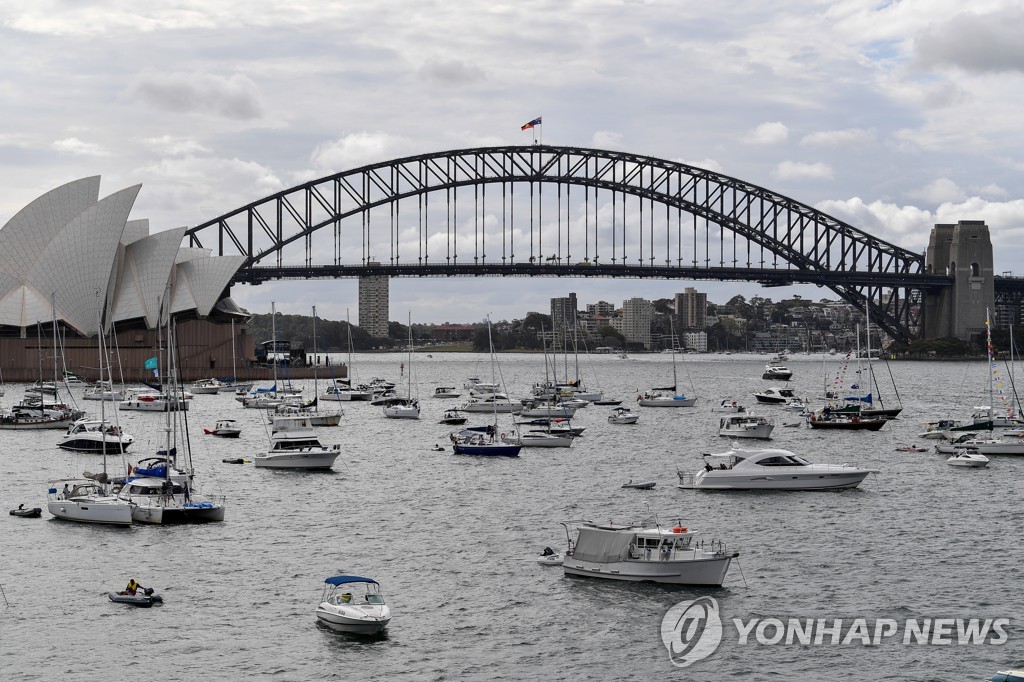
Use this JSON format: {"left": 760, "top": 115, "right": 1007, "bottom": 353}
{"left": 127, "top": 71, "right": 264, "bottom": 119}
{"left": 915, "top": 9, "right": 1024, "bottom": 73}
{"left": 418, "top": 58, "right": 486, "bottom": 86}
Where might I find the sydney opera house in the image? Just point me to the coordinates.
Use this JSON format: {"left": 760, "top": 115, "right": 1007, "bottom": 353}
{"left": 0, "top": 177, "right": 253, "bottom": 381}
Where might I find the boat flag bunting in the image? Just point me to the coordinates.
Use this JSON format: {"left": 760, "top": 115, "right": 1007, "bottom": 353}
{"left": 521, "top": 117, "right": 542, "bottom": 131}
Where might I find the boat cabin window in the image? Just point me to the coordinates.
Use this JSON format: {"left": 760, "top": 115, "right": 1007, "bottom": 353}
{"left": 755, "top": 456, "right": 790, "bottom": 466}
{"left": 786, "top": 455, "right": 810, "bottom": 466}
{"left": 674, "top": 537, "right": 693, "bottom": 549}
{"left": 366, "top": 594, "right": 385, "bottom": 604}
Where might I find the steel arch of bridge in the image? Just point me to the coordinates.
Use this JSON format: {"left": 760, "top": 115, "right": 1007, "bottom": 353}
{"left": 185, "top": 145, "right": 949, "bottom": 342}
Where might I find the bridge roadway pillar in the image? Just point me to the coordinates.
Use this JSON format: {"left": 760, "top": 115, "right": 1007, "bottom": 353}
{"left": 923, "top": 220, "right": 994, "bottom": 341}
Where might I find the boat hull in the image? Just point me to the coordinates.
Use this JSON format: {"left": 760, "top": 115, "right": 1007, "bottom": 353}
{"left": 562, "top": 555, "right": 733, "bottom": 586}
{"left": 679, "top": 466, "right": 871, "bottom": 490}
{"left": 808, "top": 419, "right": 886, "bottom": 431}
{"left": 47, "top": 500, "right": 134, "bottom": 525}
{"left": 315, "top": 607, "right": 390, "bottom": 634}
{"left": 453, "top": 443, "right": 521, "bottom": 457}
{"left": 718, "top": 425, "right": 774, "bottom": 439}
{"left": 130, "top": 501, "right": 226, "bottom": 524}
{"left": 638, "top": 397, "right": 697, "bottom": 407}
{"left": 254, "top": 450, "right": 340, "bottom": 469}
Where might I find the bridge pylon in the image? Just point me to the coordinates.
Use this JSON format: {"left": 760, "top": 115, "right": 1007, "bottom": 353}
{"left": 923, "top": 220, "right": 994, "bottom": 341}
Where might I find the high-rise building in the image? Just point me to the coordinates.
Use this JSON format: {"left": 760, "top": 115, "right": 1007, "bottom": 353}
{"left": 358, "top": 271, "right": 390, "bottom": 338}
{"left": 675, "top": 287, "right": 707, "bottom": 329}
{"left": 550, "top": 292, "right": 578, "bottom": 349}
{"left": 616, "top": 297, "right": 654, "bottom": 349}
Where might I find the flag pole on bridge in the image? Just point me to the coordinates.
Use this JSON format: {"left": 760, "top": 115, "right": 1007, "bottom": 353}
{"left": 521, "top": 116, "right": 542, "bottom": 145}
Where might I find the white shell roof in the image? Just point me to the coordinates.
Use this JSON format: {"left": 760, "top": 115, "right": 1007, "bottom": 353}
{"left": 0, "top": 178, "right": 244, "bottom": 335}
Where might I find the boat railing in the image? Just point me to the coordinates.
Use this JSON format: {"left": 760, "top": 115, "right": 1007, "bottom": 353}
{"left": 677, "top": 471, "right": 696, "bottom": 486}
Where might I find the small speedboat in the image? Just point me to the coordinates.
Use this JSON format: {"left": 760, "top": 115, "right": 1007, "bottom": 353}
{"left": 9, "top": 505, "right": 42, "bottom": 518}
{"left": 203, "top": 419, "right": 241, "bottom": 438}
{"left": 315, "top": 576, "right": 391, "bottom": 634}
{"left": 608, "top": 407, "right": 639, "bottom": 424}
{"left": 592, "top": 398, "right": 623, "bottom": 406}
{"left": 108, "top": 587, "right": 163, "bottom": 607}
{"left": 439, "top": 408, "right": 468, "bottom": 425}
{"left": 536, "top": 547, "right": 563, "bottom": 566}
{"left": 895, "top": 444, "right": 929, "bottom": 452}
{"left": 947, "top": 451, "right": 990, "bottom": 468}
{"left": 621, "top": 480, "right": 656, "bottom": 490}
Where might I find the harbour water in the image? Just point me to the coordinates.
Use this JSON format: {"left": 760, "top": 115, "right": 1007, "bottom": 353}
{"left": 0, "top": 353, "right": 1021, "bottom": 680}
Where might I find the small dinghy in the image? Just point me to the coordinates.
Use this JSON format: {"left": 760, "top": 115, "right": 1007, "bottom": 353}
{"left": 621, "top": 480, "right": 656, "bottom": 490}
{"left": 536, "top": 547, "right": 563, "bottom": 566}
{"left": 108, "top": 587, "right": 163, "bottom": 608}
{"left": 895, "top": 444, "right": 929, "bottom": 452}
{"left": 592, "top": 399, "right": 623, "bottom": 406}
{"left": 9, "top": 505, "right": 42, "bottom": 518}
{"left": 222, "top": 457, "right": 249, "bottom": 464}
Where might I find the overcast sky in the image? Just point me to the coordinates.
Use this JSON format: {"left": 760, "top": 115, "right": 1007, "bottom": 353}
{"left": 2, "top": 1, "right": 1023, "bottom": 324}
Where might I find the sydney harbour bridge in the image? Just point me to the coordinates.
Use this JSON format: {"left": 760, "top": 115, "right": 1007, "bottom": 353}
{"left": 184, "top": 145, "right": 1016, "bottom": 344}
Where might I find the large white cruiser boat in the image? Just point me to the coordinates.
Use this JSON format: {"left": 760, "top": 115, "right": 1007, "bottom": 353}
{"left": 254, "top": 415, "right": 341, "bottom": 469}
{"left": 677, "top": 447, "right": 877, "bottom": 490}
{"left": 559, "top": 518, "right": 737, "bottom": 585}
{"left": 718, "top": 414, "right": 773, "bottom": 439}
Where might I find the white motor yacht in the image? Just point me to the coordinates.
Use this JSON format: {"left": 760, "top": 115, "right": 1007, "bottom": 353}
{"left": 255, "top": 415, "right": 341, "bottom": 469}
{"left": 711, "top": 401, "right": 746, "bottom": 413}
{"left": 315, "top": 576, "right": 391, "bottom": 634}
{"left": 190, "top": 378, "right": 224, "bottom": 395}
{"left": 718, "top": 414, "right": 774, "bottom": 439}
{"left": 461, "top": 394, "right": 522, "bottom": 413}
{"left": 560, "top": 518, "right": 737, "bottom": 585}
{"left": 677, "top": 447, "right": 878, "bottom": 490}
{"left": 608, "top": 407, "right": 639, "bottom": 424}
{"left": 58, "top": 419, "right": 134, "bottom": 453}
{"left": 761, "top": 360, "right": 793, "bottom": 381}
{"left": 753, "top": 387, "right": 799, "bottom": 404}
{"left": 432, "top": 386, "right": 461, "bottom": 399}
{"left": 46, "top": 478, "right": 134, "bottom": 525}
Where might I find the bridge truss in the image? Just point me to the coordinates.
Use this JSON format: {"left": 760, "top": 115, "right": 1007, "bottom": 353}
{"left": 185, "top": 145, "right": 951, "bottom": 342}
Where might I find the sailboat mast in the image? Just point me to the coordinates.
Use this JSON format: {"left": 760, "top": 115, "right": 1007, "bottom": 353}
{"left": 312, "top": 305, "right": 319, "bottom": 411}
{"left": 96, "top": 293, "right": 108, "bottom": 479}
{"left": 271, "top": 302, "right": 279, "bottom": 393}
{"left": 986, "top": 308, "right": 994, "bottom": 422}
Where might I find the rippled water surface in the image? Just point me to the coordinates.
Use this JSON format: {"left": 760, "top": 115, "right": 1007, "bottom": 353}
{"left": 1, "top": 353, "right": 1022, "bottom": 680}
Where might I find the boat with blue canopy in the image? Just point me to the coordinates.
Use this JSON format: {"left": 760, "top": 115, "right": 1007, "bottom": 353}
{"left": 315, "top": 576, "right": 391, "bottom": 634}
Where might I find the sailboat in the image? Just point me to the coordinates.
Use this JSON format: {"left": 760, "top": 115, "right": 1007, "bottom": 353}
{"left": 274, "top": 305, "right": 342, "bottom": 426}
{"left": 322, "top": 310, "right": 373, "bottom": 401}
{"left": 637, "top": 319, "right": 697, "bottom": 407}
{"left": 222, "top": 318, "right": 254, "bottom": 392}
{"left": 116, "top": 308, "right": 226, "bottom": 523}
{"left": 933, "top": 309, "right": 1024, "bottom": 456}
{"left": 452, "top": 317, "right": 522, "bottom": 457}
{"left": 383, "top": 312, "right": 420, "bottom": 419}
{"left": 3, "top": 313, "right": 84, "bottom": 429}
{"left": 47, "top": 299, "right": 134, "bottom": 526}
{"left": 830, "top": 306, "right": 903, "bottom": 419}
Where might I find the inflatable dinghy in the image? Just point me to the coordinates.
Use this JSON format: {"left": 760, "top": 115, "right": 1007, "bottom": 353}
{"left": 9, "top": 506, "right": 42, "bottom": 518}
{"left": 108, "top": 588, "right": 163, "bottom": 607}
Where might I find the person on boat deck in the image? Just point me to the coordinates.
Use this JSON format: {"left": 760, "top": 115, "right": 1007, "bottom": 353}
{"left": 125, "top": 578, "right": 143, "bottom": 595}
{"left": 62, "top": 483, "right": 70, "bottom": 499}
{"left": 705, "top": 463, "right": 714, "bottom": 472}
{"left": 341, "top": 593, "right": 352, "bottom": 603}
